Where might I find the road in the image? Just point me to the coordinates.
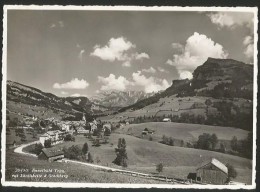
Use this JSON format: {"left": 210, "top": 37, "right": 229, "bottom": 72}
{"left": 13, "top": 141, "right": 191, "bottom": 184}
{"left": 13, "top": 141, "right": 38, "bottom": 158}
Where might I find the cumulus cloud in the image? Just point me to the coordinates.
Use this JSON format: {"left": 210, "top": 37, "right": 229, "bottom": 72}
{"left": 98, "top": 74, "right": 132, "bottom": 91}
{"left": 132, "top": 71, "right": 170, "bottom": 93}
{"left": 165, "top": 59, "right": 174, "bottom": 66}
{"left": 134, "top": 52, "right": 150, "bottom": 60}
{"left": 243, "top": 36, "right": 254, "bottom": 62}
{"left": 142, "top": 67, "right": 156, "bottom": 73}
{"left": 53, "top": 78, "right": 89, "bottom": 89}
{"left": 207, "top": 12, "right": 254, "bottom": 31}
{"left": 171, "top": 43, "right": 184, "bottom": 53}
{"left": 167, "top": 32, "right": 228, "bottom": 79}
{"left": 207, "top": 12, "right": 254, "bottom": 63}
{"left": 157, "top": 67, "right": 168, "bottom": 73}
{"left": 91, "top": 37, "right": 149, "bottom": 67}
{"left": 91, "top": 37, "right": 135, "bottom": 62}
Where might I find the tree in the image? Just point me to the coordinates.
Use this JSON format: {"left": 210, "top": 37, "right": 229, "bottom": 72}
{"left": 113, "top": 138, "right": 128, "bottom": 167}
{"left": 231, "top": 136, "right": 238, "bottom": 151}
{"left": 64, "top": 134, "right": 75, "bottom": 142}
{"left": 82, "top": 142, "right": 89, "bottom": 154}
{"left": 87, "top": 152, "right": 94, "bottom": 163}
{"left": 156, "top": 163, "right": 163, "bottom": 173}
{"left": 210, "top": 134, "right": 218, "bottom": 150}
{"left": 34, "top": 143, "right": 43, "bottom": 155}
{"left": 92, "top": 139, "right": 100, "bottom": 147}
{"left": 64, "top": 145, "right": 83, "bottom": 160}
{"left": 220, "top": 143, "right": 226, "bottom": 153}
{"left": 44, "top": 139, "right": 52, "bottom": 148}
{"left": 180, "top": 140, "right": 184, "bottom": 147}
{"left": 226, "top": 163, "right": 237, "bottom": 181}
{"left": 169, "top": 137, "right": 174, "bottom": 146}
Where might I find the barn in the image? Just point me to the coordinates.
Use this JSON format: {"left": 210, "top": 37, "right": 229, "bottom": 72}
{"left": 196, "top": 158, "right": 228, "bottom": 185}
{"left": 38, "top": 148, "right": 64, "bottom": 162}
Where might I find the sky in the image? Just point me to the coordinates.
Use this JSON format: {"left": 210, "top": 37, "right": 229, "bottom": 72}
{"left": 6, "top": 9, "right": 255, "bottom": 97}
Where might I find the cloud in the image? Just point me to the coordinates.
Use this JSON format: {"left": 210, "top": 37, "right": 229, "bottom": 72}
{"left": 50, "top": 24, "right": 56, "bottom": 28}
{"left": 243, "top": 36, "right": 254, "bottom": 62}
{"left": 98, "top": 74, "right": 132, "bottom": 91}
{"left": 70, "top": 93, "right": 88, "bottom": 97}
{"left": 171, "top": 43, "right": 184, "bottom": 53}
{"left": 58, "top": 21, "right": 64, "bottom": 28}
{"left": 53, "top": 78, "right": 89, "bottom": 89}
{"left": 167, "top": 32, "right": 228, "bottom": 79}
{"left": 142, "top": 67, "right": 156, "bottom": 73}
{"left": 132, "top": 71, "right": 170, "bottom": 93}
{"left": 165, "top": 59, "right": 174, "bottom": 66}
{"left": 91, "top": 37, "right": 149, "bottom": 67}
{"left": 91, "top": 37, "right": 135, "bottom": 62}
{"left": 134, "top": 52, "right": 150, "bottom": 60}
{"left": 207, "top": 12, "right": 254, "bottom": 31}
{"left": 61, "top": 91, "right": 68, "bottom": 95}
{"left": 157, "top": 67, "right": 168, "bottom": 73}
{"left": 79, "top": 49, "right": 85, "bottom": 63}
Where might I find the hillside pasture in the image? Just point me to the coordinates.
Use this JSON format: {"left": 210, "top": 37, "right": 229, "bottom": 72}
{"left": 118, "top": 122, "right": 249, "bottom": 142}
{"left": 48, "top": 133, "right": 251, "bottom": 184}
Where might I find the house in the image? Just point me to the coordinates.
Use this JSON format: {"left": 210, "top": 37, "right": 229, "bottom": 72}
{"left": 103, "top": 123, "right": 112, "bottom": 132}
{"left": 39, "top": 130, "right": 65, "bottom": 146}
{"left": 196, "top": 158, "right": 228, "bottom": 184}
{"left": 162, "top": 118, "right": 171, "bottom": 122}
{"left": 89, "top": 119, "right": 98, "bottom": 132}
{"left": 38, "top": 148, "right": 64, "bottom": 162}
{"left": 76, "top": 126, "right": 89, "bottom": 134}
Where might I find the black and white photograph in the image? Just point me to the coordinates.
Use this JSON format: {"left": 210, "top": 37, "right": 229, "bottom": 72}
{"left": 1, "top": 6, "right": 258, "bottom": 189}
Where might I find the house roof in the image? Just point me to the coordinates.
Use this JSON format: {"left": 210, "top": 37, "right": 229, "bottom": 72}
{"left": 41, "top": 148, "right": 64, "bottom": 158}
{"left": 197, "top": 158, "right": 228, "bottom": 174}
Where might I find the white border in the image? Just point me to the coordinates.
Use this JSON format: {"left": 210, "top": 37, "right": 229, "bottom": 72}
{"left": 1, "top": 5, "right": 258, "bottom": 189}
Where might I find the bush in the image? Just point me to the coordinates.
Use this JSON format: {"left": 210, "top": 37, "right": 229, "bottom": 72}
{"left": 64, "top": 134, "right": 75, "bottom": 142}
{"left": 156, "top": 163, "right": 163, "bottom": 173}
{"left": 64, "top": 145, "right": 83, "bottom": 160}
{"left": 34, "top": 143, "right": 43, "bottom": 155}
{"left": 44, "top": 139, "right": 52, "bottom": 148}
{"left": 82, "top": 142, "right": 89, "bottom": 154}
{"left": 226, "top": 163, "right": 238, "bottom": 180}
{"left": 87, "top": 152, "right": 94, "bottom": 163}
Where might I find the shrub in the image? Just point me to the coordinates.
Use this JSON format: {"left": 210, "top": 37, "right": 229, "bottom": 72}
{"left": 34, "top": 143, "right": 43, "bottom": 155}
{"left": 156, "top": 163, "right": 163, "bottom": 173}
{"left": 44, "top": 139, "right": 52, "bottom": 148}
{"left": 64, "top": 134, "right": 75, "bottom": 142}
{"left": 64, "top": 145, "right": 83, "bottom": 160}
{"left": 87, "top": 152, "right": 94, "bottom": 163}
{"left": 82, "top": 142, "right": 89, "bottom": 154}
{"left": 226, "top": 163, "right": 238, "bottom": 181}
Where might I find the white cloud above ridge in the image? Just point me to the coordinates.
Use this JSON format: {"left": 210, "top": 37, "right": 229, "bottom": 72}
{"left": 243, "top": 36, "right": 254, "bottom": 62}
{"left": 90, "top": 37, "right": 149, "bottom": 67}
{"left": 167, "top": 32, "right": 228, "bottom": 79}
{"left": 53, "top": 78, "right": 89, "bottom": 89}
{"left": 132, "top": 71, "right": 170, "bottom": 93}
{"left": 142, "top": 67, "right": 156, "bottom": 73}
{"left": 157, "top": 66, "right": 168, "bottom": 73}
{"left": 97, "top": 71, "right": 170, "bottom": 93}
{"left": 207, "top": 12, "right": 254, "bottom": 31}
{"left": 98, "top": 74, "right": 132, "bottom": 91}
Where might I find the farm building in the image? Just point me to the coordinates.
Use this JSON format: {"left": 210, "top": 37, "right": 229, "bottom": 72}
{"left": 162, "top": 118, "right": 171, "bottom": 122}
{"left": 196, "top": 158, "right": 228, "bottom": 185}
{"left": 38, "top": 148, "right": 64, "bottom": 162}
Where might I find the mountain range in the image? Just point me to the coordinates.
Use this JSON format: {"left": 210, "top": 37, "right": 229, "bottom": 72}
{"left": 6, "top": 57, "right": 253, "bottom": 128}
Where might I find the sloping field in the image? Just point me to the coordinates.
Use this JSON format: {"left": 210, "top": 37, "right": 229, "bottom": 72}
{"left": 51, "top": 133, "right": 252, "bottom": 184}
{"left": 5, "top": 151, "right": 166, "bottom": 184}
{"left": 118, "top": 122, "right": 249, "bottom": 142}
